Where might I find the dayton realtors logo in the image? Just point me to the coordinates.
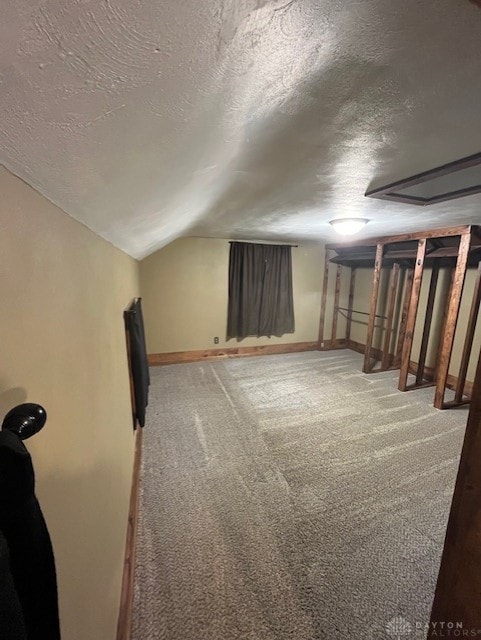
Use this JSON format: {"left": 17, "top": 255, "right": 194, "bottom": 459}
{"left": 386, "top": 617, "right": 412, "bottom": 638}
{"left": 385, "top": 617, "right": 481, "bottom": 638}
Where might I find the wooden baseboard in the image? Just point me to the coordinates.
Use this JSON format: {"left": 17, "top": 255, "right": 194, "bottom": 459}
{"left": 148, "top": 341, "right": 319, "bottom": 366}
{"left": 414, "top": 363, "right": 473, "bottom": 398}
{"left": 116, "top": 426, "right": 143, "bottom": 640}
{"left": 346, "top": 339, "right": 473, "bottom": 397}
{"left": 318, "top": 339, "right": 347, "bottom": 351}
{"left": 348, "top": 339, "right": 373, "bottom": 357}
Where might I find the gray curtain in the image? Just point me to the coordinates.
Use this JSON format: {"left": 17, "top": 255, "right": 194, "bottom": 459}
{"left": 227, "top": 242, "right": 295, "bottom": 340}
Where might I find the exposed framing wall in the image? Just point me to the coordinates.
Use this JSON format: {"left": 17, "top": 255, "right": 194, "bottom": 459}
{"left": 319, "top": 225, "right": 481, "bottom": 409}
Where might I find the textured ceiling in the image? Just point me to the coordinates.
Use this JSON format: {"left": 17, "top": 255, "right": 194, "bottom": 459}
{"left": 1, "top": 0, "right": 481, "bottom": 259}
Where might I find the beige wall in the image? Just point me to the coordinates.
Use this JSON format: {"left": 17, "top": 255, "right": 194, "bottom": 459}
{"left": 347, "top": 268, "right": 371, "bottom": 346}
{"left": 0, "top": 167, "right": 139, "bottom": 640}
{"left": 348, "top": 267, "right": 393, "bottom": 350}
{"left": 319, "top": 261, "right": 356, "bottom": 345}
{"left": 140, "top": 237, "right": 324, "bottom": 353}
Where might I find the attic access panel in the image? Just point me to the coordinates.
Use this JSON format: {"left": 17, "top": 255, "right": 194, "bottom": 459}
{"left": 365, "top": 152, "right": 481, "bottom": 205}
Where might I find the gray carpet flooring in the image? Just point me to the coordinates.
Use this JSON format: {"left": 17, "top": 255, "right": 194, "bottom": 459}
{"left": 132, "top": 350, "right": 468, "bottom": 640}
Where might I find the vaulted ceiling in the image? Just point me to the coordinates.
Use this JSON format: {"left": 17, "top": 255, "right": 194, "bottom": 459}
{"left": 1, "top": 0, "right": 481, "bottom": 259}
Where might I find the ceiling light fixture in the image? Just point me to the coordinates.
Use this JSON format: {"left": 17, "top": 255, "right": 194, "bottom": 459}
{"left": 329, "top": 218, "right": 369, "bottom": 236}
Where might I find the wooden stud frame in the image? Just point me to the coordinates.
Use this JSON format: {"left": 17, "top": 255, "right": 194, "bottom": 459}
{"left": 380, "top": 263, "right": 400, "bottom": 370}
{"left": 318, "top": 251, "right": 350, "bottom": 350}
{"left": 434, "top": 268, "right": 455, "bottom": 382}
{"left": 326, "top": 224, "right": 475, "bottom": 251}
{"left": 410, "top": 263, "right": 440, "bottom": 389}
{"left": 398, "top": 239, "right": 427, "bottom": 391}
{"left": 439, "top": 260, "right": 481, "bottom": 410}
{"left": 454, "top": 261, "right": 481, "bottom": 404}
{"left": 434, "top": 232, "right": 472, "bottom": 409}
{"left": 366, "top": 262, "right": 403, "bottom": 374}
{"left": 318, "top": 247, "right": 330, "bottom": 347}
{"left": 331, "top": 264, "right": 342, "bottom": 341}
{"left": 320, "top": 225, "right": 481, "bottom": 411}
{"left": 394, "top": 268, "right": 414, "bottom": 368}
{"left": 363, "top": 243, "right": 384, "bottom": 373}
{"left": 346, "top": 267, "right": 356, "bottom": 341}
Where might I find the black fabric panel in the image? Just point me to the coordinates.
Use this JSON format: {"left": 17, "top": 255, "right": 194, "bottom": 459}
{"left": 227, "top": 242, "right": 295, "bottom": 340}
{"left": 137, "top": 298, "right": 150, "bottom": 387}
{"left": 125, "top": 298, "right": 150, "bottom": 427}
{"left": 0, "top": 530, "right": 27, "bottom": 640}
{"left": 0, "top": 430, "right": 61, "bottom": 640}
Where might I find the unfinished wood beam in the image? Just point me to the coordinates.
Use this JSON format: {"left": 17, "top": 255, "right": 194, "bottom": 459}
{"left": 331, "top": 264, "right": 342, "bottom": 341}
{"left": 434, "top": 232, "right": 471, "bottom": 409}
{"left": 326, "top": 224, "right": 473, "bottom": 250}
{"left": 363, "top": 243, "right": 383, "bottom": 373}
{"left": 345, "top": 267, "right": 356, "bottom": 341}
{"left": 415, "top": 263, "right": 440, "bottom": 385}
{"left": 398, "top": 239, "right": 427, "bottom": 391}
{"left": 454, "top": 261, "right": 481, "bottom": 403}
{"left": 381, "top": 263, "right": 400, "bottom": 370}
{"left": 434, "top": 268, "right": 455, "bottom": 382}
{"left": 394, "top": 268, "right": 414, "bottom": 368}
{"left": 429, "top": 345, "right": 481, "bottom": 633}
{"left": 318, "top": 248, "right": 330, "bottom": 347}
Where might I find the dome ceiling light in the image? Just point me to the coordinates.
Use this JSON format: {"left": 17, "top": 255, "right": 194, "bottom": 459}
{"left": 329, "top": 218, "right": 369, "bottom": 236}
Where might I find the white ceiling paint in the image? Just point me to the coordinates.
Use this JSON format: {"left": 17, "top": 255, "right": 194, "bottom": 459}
{"left": 1, "top": 0, "right": 481, "bottom": 259}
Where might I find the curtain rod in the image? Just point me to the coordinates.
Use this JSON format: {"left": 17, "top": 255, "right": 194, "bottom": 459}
{"left": 228, "top": 241, "right": 298, "bottom": 247}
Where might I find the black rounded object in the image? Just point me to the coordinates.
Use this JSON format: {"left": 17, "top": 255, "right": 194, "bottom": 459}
{"left": 2, "top": 403, "right": 47, "bottom": 440}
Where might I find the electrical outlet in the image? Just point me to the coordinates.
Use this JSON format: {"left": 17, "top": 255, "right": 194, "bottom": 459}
{"left": 214, "top": 336, "right": 219, "bottom": 344}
